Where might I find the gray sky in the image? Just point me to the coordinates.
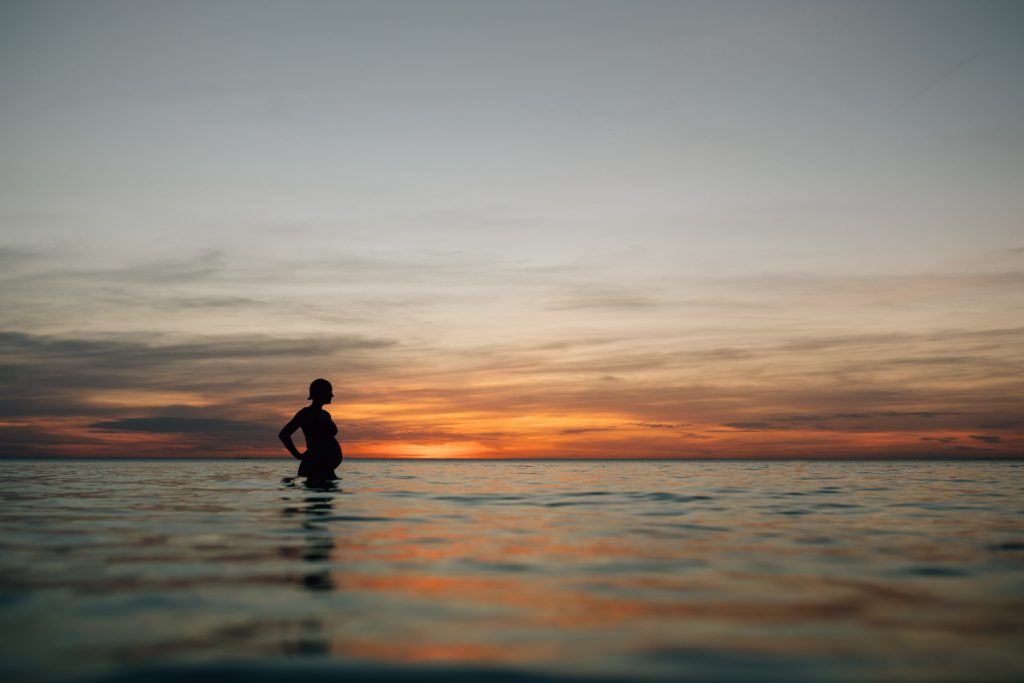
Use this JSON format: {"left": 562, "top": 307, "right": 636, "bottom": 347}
{"left": 1, "top": 0, "right": 1022, "bottom": 458}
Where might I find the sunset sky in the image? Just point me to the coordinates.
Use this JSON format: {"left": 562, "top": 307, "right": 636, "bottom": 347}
{"left": 1, "top": 0, "right": 1022, "bottom": 459}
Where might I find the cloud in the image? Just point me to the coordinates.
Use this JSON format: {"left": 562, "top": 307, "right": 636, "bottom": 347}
{"left": 0, "top": 330, "right": 394, "bottom": 362}
{"left": 833, "top": 411, "right": 963, "bottom": 419}
{"left": 0, "top": 246, "right": 49, "bottom": 266}
{"left": 546, "top": 291, "right": 661, "bottom": 311}
{"left": 105, "top": 250, "right": 228, "bottom": 284}
{"left": 909, "top": 50, "right": 984, "bottom": 102}
{"left": 709, "top": 408, "right": 984, "bottom": 434}
{"left": 968, "top": 434, "right": 1003, "bottom": 444}
{"left": 720, "top": 422, "right": 790, "bottom": 431}
{"left": 0, "top": 330, "right": 396, "bottom": 393}
{"left": 0, "top": 329, "right": 401, "bottom": 424}
{"left": 532, "top": 337, "right": 625, "bottom": 351}
{"left": 0, "top": 422, "right": 106, "bottom": 458}
{"left": 1, "top": 249, "right": 227, "bottom": 287}
{"left": 718, "top": 271, "right": 1024, "bottom": 301}
{"left": 339, "top": 421, "right": 488, "bottom": 444}
{"left": 88, "top": 417, "right": 263, "bottom": 435}
{"left": 161, "top": 295, "right": 266, "bottom": 309}
{"left": 977, "top": 418, "right": 1023, "bottom": 430}
{"left": 628, "top": 422, "right": 689, "bottom": 429}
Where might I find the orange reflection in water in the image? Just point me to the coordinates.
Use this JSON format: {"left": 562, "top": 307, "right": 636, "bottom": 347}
{"left": 332, "top": 637, "right": 563, "bottom": 665}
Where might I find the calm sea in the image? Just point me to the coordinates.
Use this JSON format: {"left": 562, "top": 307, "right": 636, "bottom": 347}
{"left": 1, "top": 459, "right": 1022, "bottom": 683}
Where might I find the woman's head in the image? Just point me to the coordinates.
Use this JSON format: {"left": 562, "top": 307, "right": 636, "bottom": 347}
{"left": 308, "top": 378, "right": 334, "bottom": 404}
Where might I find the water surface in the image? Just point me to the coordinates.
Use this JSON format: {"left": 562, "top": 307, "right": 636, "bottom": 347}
{"left": 1, "top": 460, "right": 1022, "bottom": 682}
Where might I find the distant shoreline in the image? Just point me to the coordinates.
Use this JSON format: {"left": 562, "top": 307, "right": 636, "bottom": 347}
{"left": 2, "top": 456, "right": 1021, "bottom": 462}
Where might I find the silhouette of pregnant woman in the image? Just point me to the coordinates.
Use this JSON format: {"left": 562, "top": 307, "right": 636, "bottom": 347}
{"left": 279, "top": 378, "right": 343, "bottom": 480}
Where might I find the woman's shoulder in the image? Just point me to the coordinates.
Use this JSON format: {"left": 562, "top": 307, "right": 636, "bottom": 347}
{"left": 296, "top": 406, "right": 331, "bottom": 420}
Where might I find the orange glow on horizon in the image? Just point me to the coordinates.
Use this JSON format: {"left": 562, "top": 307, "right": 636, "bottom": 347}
{"left": 358, "top": 441, "right": 494, "bottom": 459}
{"left": 9, "top": 395, "right": 1019, "bottom": 460}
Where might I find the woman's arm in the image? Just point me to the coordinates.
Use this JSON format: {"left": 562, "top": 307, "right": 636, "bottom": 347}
{"left": 278, "top": 413, "right": 305, "bottom": 460}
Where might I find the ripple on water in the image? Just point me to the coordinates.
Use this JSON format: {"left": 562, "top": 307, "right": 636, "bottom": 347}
{"left": 631, "top": 492, "right": 715, "bottom": 503}
{"left": 897, "top": 566, "right": 973, "bottom": 578}
{"left": 989, "top": 542, "right": 1024, "bottom": 552}
{"left": 319, "top": 515, "right": 393, "bottom": 523}
{"left": 434, "top": 494, "right": 526, "bottom": 504}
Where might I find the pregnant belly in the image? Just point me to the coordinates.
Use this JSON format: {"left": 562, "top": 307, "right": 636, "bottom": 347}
{"left": 307, "top": 439, "right": 342, "bottom": 468}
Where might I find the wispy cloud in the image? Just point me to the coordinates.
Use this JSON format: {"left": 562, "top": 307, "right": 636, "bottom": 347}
{"left": 0, "top": 329, "right": 399, "bottom": 423}
{"left": 546, "top": 290, "right": 662, "bottom": 311}
{"left": 88, "top": 416, "right": 263, "bottom": 435}
{"left": 718, "top": 422, "right": 791, "bottom": 432}
{"left": 833, "top": 411, "right": 963, "bottom": 419}
{"left": 909, "top": 50, "right": 984, "bottom": 102}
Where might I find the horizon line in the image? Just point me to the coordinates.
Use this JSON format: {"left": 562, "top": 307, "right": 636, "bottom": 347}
{"left": 2, "top": 455, "right": 1021, "bottom": 462}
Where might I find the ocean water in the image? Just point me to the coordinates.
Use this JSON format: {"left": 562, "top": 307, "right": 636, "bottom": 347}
{"left": 1, "top": 460, "right": 1022, "bottom": 683}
